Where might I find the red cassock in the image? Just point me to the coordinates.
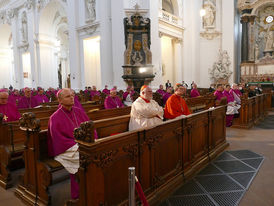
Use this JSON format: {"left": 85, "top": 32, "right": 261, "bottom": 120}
{"left": 164, "top": 94, "right": 191, "bottom": 119}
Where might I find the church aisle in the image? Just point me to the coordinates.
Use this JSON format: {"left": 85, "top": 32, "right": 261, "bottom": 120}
{"left": 226, "top": 112, "right": 274, "bottom": 206}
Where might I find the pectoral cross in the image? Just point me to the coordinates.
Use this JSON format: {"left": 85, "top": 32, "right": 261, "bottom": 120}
{"left": 3, "top": 115, "right": 8, "bottom": 121}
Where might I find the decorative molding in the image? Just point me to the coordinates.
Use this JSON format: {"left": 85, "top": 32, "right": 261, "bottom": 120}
{"left": 200, "top": 29, "right": 222, "bottom": 40}
{"left": 24, "top": 0, "right": 34, "bottom": 10}
{"left": 145, "top": 133, "right": 163, "bottom": 149}
{"left": 77, "top": 21, "right": 99, "bottom": 36}
{"left": 74, "top": 120, "right": 95, "bottom": 143}
{"left": 122, "top": 144, "right": 138, "bottom": 160}
{"left": 19, "top": 112, "right": 41, "bottom": 131}
{"left": 92, "top": 149, "right": 119, "bottom": 168}
{"left": 18, "top": 42, "right": 29, "bottom": 52}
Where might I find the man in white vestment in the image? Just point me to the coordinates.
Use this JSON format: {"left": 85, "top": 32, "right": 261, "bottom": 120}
{"left": 129, "top": 85, "right": 164, "bottom": 131}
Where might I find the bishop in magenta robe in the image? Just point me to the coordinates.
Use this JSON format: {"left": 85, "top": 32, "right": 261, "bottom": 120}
{"left": 0, "top": 90, "right": 21, "bottom": 122}
{"left": 104, "top": 88, "right": 124, "bottom": 109}
{"left": 48, "top": 88, "right": 91, "bottom": 199}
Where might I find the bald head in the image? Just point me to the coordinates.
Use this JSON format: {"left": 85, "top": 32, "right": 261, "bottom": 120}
{"left": 141, "top": 86, "right": 153, "bottom": 100}
{"left": 0, "top": 91, "right": 9, "bottom": 105}
{"left": 58, "top": 88, "right": 74, "bottom": 109}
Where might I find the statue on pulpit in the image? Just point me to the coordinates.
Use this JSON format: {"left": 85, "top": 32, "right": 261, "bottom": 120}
{"left": 21, "top": 12, "right": 28, "bottom": 43}
{"left": 58, "top": 63, "right": 62, "bottom": 89}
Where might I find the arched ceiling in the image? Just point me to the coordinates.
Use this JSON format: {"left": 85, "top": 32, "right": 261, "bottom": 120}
{"left": 39, "top": 0, "right": 67, "bottom": 37}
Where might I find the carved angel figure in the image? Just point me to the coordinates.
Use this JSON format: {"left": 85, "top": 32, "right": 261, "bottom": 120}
{"left": 86, "top": 0, "right": 96, "bottom": 21}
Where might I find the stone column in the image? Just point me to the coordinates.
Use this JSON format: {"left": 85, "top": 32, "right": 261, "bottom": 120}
{"left": 240, "top": 16, "right": 249, "bottom": 63}
{"left": 67, "top": 0, "right": 82, "bottom": 90}
{"left": 10, "top": 10, "right": 23, "bottom": 89}
{"left": 173, "top": 38, "right": 183, "bottom": 83}
{"left": 248, "top": 16, "right": 256, "bottom": 62}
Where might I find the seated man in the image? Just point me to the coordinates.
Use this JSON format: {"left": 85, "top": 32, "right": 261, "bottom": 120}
{"left": 34, "top": 88, "right": 49, "bottom": 106}
{"left": 17, "top": 87, "right": 37, "bottom": 109}
{"left": 48, "top": 88, "right": 91, "bottom": 200}
{"left": 90, "top": 86, "right": 100, "bottom": 100}
{"left": 104, "top": 88, "right": 124, "bottom": 109}
{"left": 0, "top": 89, "right": 21, "bottom": 122}
{"left": 248, "top": 85, "right": 258, "bottom": 98}
{"left": 163, "top": 87, "right": 173, "bottom": 105}
{"left": 214, "top": 84, "right": 225, "bottom": 105}
{"left": 164, "top": 83, "right": 191, "bottom": 119}
{"left": 190, "top": 83, "right": 200, "bottom": 98}
{"left": 129, "top": 85, "right": 163, "bottom": 131}
{"left": 102, "top": 85, "right": 110, "bottom": 95}
{"left": 229, "top": 83, "right": 242, "bottom": 105}
{"left": 156, "top": 85, "right": 166, "bottom": 96}
{"left": 123, "top": 86, "right": 135, "bottom": 106}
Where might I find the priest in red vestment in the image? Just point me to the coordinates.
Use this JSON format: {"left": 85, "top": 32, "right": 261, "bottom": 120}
{"left": 164, "top": 83, "right": 191, "bottom": 119}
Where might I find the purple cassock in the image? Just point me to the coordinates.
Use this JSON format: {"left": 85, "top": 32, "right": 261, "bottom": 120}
{"left": 0, "top": 103, "right": 21, "bottom": 122}
{"left": 230, "top": 89, "right": 242, "bottom": 97}
{"left": 163, "top": 93, "right": 172, "bottom": 105}
{"left": 190, "top": 89, "right": 200, "bottom": 98}
{"left": 214, "top": 90, "right": 224, "bottom": 101}
{"left": 17, "top": 96, "right": 37, "bottom": 109}
{"left": 123, "top": 91, "right": 135, "bottom": 100}
{"left": 34, "top": 94, "right": 49, "bottom": 106}
{"left": 74, "top": 95, "right": 85, "bottom": 112}
{"left": 8, "top": 95, "right": 21, "bottom": 106}
{"left": 102, "top": 89, "right": 110, "bottom": 95}
{"left": 104, "top": 96, "right": 124, "bottom": 109}
{"left": 223, "top": 90, "right": 234, "bottom": 103}
{"left": 90, "top": 90, "right": 100, "bottom": 99}
{"left": 48, "top": 106, "right": 91, "bottom": 199}
{"left": 156, "top": 89, "right": 166, "bottom": 96}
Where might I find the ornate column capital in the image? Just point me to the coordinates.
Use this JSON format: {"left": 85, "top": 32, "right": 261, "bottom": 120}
{"left": 24, "top": 0, "right": 34, "bottom": 10}
{"left": 240, "top": 16, "right": 249, "bottom": 24}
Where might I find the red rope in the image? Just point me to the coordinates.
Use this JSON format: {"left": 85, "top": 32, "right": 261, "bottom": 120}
{"left": 135, "top": 176, "right": 149, "bottom": 206}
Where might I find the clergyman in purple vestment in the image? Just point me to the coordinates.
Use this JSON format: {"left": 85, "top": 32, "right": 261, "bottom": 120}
{"left": 163, "top": 87, "right": 173, "bottom": 105}
{"left": 102, "top": 85, "right": 110, "bottom": 95}
{"left": 104, "top": 88, "right": 124, "bottom": 109}
{"left": 190, "top": 83, "right": 200, "bottom": 98}
{"left": 17, "top": 87, "right": 37, "bottom": 109}
{"left": 48, "top": 88, "right": 90, "bottom": 199}
{"left": 156, "top": 85, "right": 166, "bottom": 96}
{"left": 0, "top": 90, "right": 21, "bottom": 122}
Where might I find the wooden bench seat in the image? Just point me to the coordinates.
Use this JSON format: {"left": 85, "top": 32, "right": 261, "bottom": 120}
{"left": 14, "top": 112, "right": 134, "bottom": 205}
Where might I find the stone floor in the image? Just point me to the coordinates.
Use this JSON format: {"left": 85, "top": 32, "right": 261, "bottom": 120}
{"left": 0, "top": 113, "right": 273, "bottom": 206}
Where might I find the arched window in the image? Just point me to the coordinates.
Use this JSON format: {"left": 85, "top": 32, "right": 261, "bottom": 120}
{"left": 162, "top": 0, "right": 174, "bottom": 15}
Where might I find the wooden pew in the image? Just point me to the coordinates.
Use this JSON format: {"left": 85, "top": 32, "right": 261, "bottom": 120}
{"left": 0, "top": 113, "right": 50, "bottom": 189}
{"left": 232, "top": 94, "right": 269, "bottom": 129}
{"left": 0, "top": 106, "right": 129, "bottom": 189}
{"left": 74, "top": 105, "right": 228, "bottom": 206}
{"left": 14, "top": 112, "right": 133, "bottom": 205}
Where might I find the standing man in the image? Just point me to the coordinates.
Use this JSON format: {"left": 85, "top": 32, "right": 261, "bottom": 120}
{"left": 48, "top": 88, "right": 90, "bottom": 200}
{"left": 129, "top": 85, "right": 163, "bottom": 131}
{"left": 164, "top": 83, "right": 191, "bottom": 119}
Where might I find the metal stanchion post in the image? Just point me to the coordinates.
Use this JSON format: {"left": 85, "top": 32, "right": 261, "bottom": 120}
{"left": 128, "top": 167, "right": 135, "bottom": 206}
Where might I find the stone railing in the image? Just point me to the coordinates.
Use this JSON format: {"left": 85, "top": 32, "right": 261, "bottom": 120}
{"left": 159, "top": 9, "right": 183, "bottom": 27}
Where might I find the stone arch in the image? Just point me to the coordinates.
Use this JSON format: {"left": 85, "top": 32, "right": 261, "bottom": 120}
{"left": 38, "top": 0, "right": 68, "bottom": 89}
{"left": 162, "top": 0, "right": 179, "bottom": 16}
{"left": 251, "top": 0, "right": 274, "bottom": 15}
